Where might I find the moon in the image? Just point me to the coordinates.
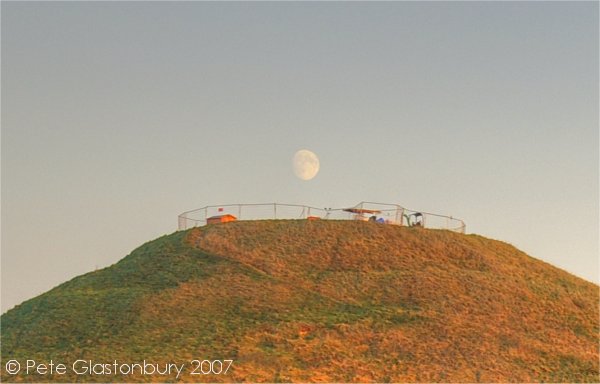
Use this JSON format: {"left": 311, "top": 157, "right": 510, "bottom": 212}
{"left": 293, "top": 149, "right": 320, "bottom": 181}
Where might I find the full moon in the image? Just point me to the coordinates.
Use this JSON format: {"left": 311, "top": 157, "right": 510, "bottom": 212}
{"left": 293, "top": 149, "right": 320, "bottom": 181}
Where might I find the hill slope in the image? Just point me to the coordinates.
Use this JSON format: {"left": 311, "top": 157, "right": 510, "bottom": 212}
{"left": 1, "top": 220, "right": 598, "bottom": 382}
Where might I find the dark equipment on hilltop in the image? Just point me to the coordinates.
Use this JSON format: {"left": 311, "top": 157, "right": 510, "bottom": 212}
{"left": 405, "top": 212, "right": 424, "bottom": 227}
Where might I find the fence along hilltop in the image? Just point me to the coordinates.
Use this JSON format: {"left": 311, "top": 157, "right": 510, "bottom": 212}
{"left": 178, "top": 201, "right": 466, "bottom": 233}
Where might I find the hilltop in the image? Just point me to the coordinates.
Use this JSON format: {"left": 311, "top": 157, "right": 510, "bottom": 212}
{"left": 1, "top": 220, "right": 598, "bottom": 382}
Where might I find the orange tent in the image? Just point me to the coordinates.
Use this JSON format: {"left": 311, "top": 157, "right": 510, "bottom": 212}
{"left": 206, "top": 214, "right": 237, "bottom": 225}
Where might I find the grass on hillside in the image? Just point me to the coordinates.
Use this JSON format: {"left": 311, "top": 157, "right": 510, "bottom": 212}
{"left": 1, "top": 220, "right": 598, "bottom": 382}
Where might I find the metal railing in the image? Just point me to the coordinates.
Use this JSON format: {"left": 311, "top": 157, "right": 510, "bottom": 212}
{"left": 177, "top": 201, "right": 466, "bottom": 233}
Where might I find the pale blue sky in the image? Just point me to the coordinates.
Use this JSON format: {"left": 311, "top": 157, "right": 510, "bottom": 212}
{"left": 2, "top": 2, "right": 598, "bottom": 313}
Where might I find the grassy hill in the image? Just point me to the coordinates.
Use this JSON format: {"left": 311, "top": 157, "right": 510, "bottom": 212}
{"left": 1, "top": 220, "right": 598, "bottom": 382}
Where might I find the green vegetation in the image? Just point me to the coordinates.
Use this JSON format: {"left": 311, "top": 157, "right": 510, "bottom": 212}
{"left": 1, "top": 220, "right": 598, "bottom": 382}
